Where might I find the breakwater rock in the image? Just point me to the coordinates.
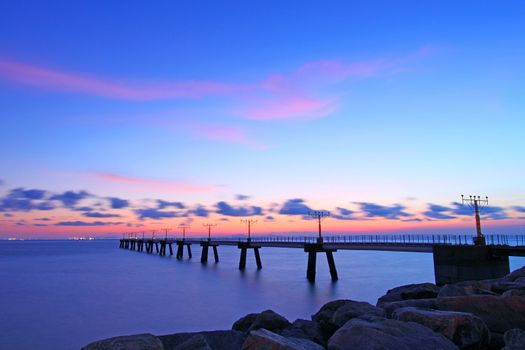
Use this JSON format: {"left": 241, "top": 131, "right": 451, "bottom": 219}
{"left": 82, "top": 266, "right": 525, "bottom": 350}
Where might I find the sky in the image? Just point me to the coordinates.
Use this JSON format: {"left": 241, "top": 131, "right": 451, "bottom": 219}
{"left": 0, "top": 1, "right": 524, "bottom": 238}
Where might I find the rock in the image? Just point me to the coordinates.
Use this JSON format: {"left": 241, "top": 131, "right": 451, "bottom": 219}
{"left": 159, "top": 330, "right": 245, "bottom": 350}
{"left": 381, "top": 298, "right": 438, "bottom": 317}
{"left": 242, "top": 329, "right": 325, "bottom": 350}
{"left": 491, "top": 281, "right": 525, "bottom": 294}
{"left": 503, "top": 289, "right": 525, "bottom": 298}
{"left": 503, "top": 328, "right": 525, "bottom": 350}
{"left": 490, "top": 332, "right": 505, "bottom": 350}
{"left": 327, "top": 317, "right": 458, "bottom": 350}
{"left": 173, "top": 334, "right": 211, "bottom": 350}
{"left": 376, "top": 283, "right": 440, "bottom": 307}
{"left": 392, "top": 307, "right": 489, "bottom": 349}
{"left": 437, "top": 283, "right": 496, "bottom": 298}
{"left": 435, "top": 295, "right": 525, "bottom": 334}
{"left": 311, "top": 300, "right": 352, "bottom": 336}
{"left": 233, "top": 310, "right": 291, "bottom": 334}
{"left": 331, "top": 300, "right": 385, "bottom": 328}
{"left": 82, "top": 333, "right": 164, "bottom": 350}
{"left": 312, "top": 299, "right": 384, "bottom": 338}
{"left": 504, "top": 267, "right": 525, "bottom": 282}
{"left": 281, "top": 319, "right": 325, "bottom": 345}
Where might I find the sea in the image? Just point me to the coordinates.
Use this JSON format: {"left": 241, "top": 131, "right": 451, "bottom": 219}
{"left": 1, "top": 240, "right": 524, "bottom": 350}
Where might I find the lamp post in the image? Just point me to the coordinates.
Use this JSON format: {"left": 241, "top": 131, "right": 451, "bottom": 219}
{"left": 461, "top": 195, "right": 489, "bottom": 246}
{"left": 241, "top": 219, "right": 257, "bottom": 243}
{"left": 203, "top": 223, "right": 217, "bottom": 241}
{"left": 309, "top": 210, "right": 330, "bottom": 244}
{"left": 179, "top": 223, "right": 190, "bottom": 241}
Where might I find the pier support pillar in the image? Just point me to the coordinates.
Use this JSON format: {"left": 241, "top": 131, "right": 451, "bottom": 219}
{"left": 307, "top": 250, "right": 317, "bottom": 282}
{"left": 304, "top": 244, "right": 338, "bottom": 282}
{"left": 176, "top": 242, "right": 184, "bottom": 259}
{"left": 433, "top": 245, "right": 510, "bottom": 285}
{"left": 155, "top": 242, "right": 159, "bottom": 254}
{"left": 213, "top": 246, "right": 219, "bottom": 263}
{"left": 239, "top": 247, "right": 247, "bottom": 270}
{"left": 237, "top": 242, "right": 262, "bottom": 270}
{"left": 254, "top": 248, "right": 262, "bottom": 269}
{"left": 201, "top": 241, "right": 219, "bottom": 263}
{"left": 187, "top": 244, "right": 192, "bottom": 258}
{"left": 201, "top": 244, "right": 209, "bottom": 263}
{"left": 168, "top": 243, "right": 173, "bottom": 256}
{"left": 326, "top": 251, "right": 338, "bottom": 281}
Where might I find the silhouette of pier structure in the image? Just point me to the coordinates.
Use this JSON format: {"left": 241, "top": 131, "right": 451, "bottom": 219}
{"left": 118, "top": 199, "right": 525, "bottom": 284}
{"left": 119, "top": 233, "right": 525, "bottom": 284}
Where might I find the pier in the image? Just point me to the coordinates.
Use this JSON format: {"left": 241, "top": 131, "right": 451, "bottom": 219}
{"left": 119, "top": 234, "right": 525, "bottom": 283}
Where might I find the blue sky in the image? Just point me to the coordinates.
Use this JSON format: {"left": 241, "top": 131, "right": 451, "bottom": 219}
{"left": 0, "top": 1, "right": 524, "bottom": 237}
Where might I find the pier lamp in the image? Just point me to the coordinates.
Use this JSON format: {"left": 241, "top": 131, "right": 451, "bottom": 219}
{"left": 179, "top": 224, "right": 190, "bottom": 241}
{"left": 203, "top": 223, "right": 217, "bottom": 241}
{"left": 461, "top": 195, "right": 489, "bottom": 246}
{"left": 309, "top": 210, "right": 330, "bottom": 244}
{"left": 241, "top": 219, "right": 257, "bottom": 243}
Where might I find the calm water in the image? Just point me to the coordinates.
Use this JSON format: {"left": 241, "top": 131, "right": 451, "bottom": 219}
{"left": 1, "top": 240, "right": 523, "bottom": 350}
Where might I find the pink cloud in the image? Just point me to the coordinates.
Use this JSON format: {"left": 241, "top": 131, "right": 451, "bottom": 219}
{"left": 0, "top": 47, "right": 436, "bottom": 121}
{"left": 244, "top": 96, "right": 338, "bottom": 121}
{"left": 94, "top": 173, "right": 216, "bottom": 193}
{"left": 0, "top": 57, "right": 244, "bottom": 100}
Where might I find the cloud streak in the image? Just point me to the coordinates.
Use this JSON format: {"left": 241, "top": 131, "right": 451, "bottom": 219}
{"left": 0, "top": 48, "right": 432, "bottom": 122}
{"left": 94, "top": 173, "right": 216, "bottom": 193}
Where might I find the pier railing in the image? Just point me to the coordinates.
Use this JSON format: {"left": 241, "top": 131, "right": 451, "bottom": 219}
{"left": 124, "top": 234, "right": 525, "bottom": 247}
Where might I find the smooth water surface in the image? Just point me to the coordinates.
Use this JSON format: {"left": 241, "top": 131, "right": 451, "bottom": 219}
{"left": 1, "top": 240, "right": 523, "bottom": 350}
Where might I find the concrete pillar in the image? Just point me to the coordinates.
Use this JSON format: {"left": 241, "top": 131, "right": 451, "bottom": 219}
{"left": 433, "top": 245, "right": 510, "bottom": 285}
{"left": 239, "top": 247, "right": 247, "bottom": 270}
{"left": 187, "top": 244, "right": 192, "bottom": 259}
{"left": 213, "top": 246, "right": 219, "bottom": 263}
{"left": 254, "top": 248, "right": 262, "bottom": 269}
{"left": 176, "top": 243, "right": 183, "bottom": 259}
{"left": 169, "top": 243, "right": 173, "bottom": 256}
{"left": 307, "top": 251, "right": 317, "bottom": 282}
{"left": 201, "top": 244, "right": 209, "bottom": 263}
{"left": 326, "top": 251, "right": 338, "bottom": 281}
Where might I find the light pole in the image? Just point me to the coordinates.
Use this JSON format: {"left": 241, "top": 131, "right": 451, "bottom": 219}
{"left": 461, "top": 195, "right": 489, "bottom": 246}
{"left": 309, "top": 210, "right": 330, "bottom": 244}
{"left": 241, "top": 219, "right": 257, "bottom": 242}
{"left": 179, "top": 223, "right": 190, "bottom": 241}
{"left": 203, "top": 223, "right": 217, "bottom": 241}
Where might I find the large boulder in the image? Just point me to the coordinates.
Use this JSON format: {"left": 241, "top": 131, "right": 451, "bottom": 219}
{"left": 173, "top": 334, "right": 211, "bottom": 350}
{"left": 312, "top": 299, "right": 384, "bottom": 337}
{"left": 331, "top": 301, "right": 385, "bottom": 328}
{"left": 503, "top": 289, "right": 525, "bottom": 298}
{"left": 159, "top": 330, "right": 245, "bottom": 350}
{"left": 503, "top": 328, "right": 525, "bottom": 350}
{"left": 392, "top": 307, "right": 489, "bottom": 349}
{"left": 327, "top": 318, "right": 458, "bottom": 350}
{"left": 435, "top": 295, "right": 525, "bottom": 334}
{"left": 281, "top": 319, "right": 325, "bottom": 345}
{"left": 503, "top": 267, "right": 525, "bottom": 282}
{"left": 82, "top": 333, "right": 164, "bottom": 350}
{"left": 437, "top": 283, "right": 496, "bottom": 298}
{"left": 242, "top": 329, "right": 325, "bottom": 350}
{"left": 233, "top": 310, "right": 291, "bottom": 334}
{"left": 382, "top": 298, "right": 438, "bottom": 317}
{"left": 377, "top": 283, "right": 440, "bottom": 307}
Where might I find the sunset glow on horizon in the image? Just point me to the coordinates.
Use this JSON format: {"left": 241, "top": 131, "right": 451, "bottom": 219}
{"left": 1, "top": 1, "right": 524, "bottom": 238}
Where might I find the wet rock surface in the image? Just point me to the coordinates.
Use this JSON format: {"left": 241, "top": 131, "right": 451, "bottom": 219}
{"left": 82, "top": 333, "right": 164, "bottom": 350}
{"left": 233, "top": 309, "right": 292, "bottom": 334}
{"left": 242, "top": 329, "right": 325, "bottom": 350}
{"left": 327, "top": 318, "right": 458, "bottom": 350}
{"left": 392, "top": 307, "right": 489, "bottom": 349}
{"left": 376, "top": 283, "right": 440, "bottom": 307}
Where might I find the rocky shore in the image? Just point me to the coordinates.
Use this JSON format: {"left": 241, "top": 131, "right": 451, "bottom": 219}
{"left": 82, "top": 266, "right": 525, "bottom": 350}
